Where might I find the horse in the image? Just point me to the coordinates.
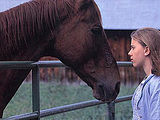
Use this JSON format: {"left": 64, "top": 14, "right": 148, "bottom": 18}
{"left": 0, "top": 0, "right": 120, "bottom": 117}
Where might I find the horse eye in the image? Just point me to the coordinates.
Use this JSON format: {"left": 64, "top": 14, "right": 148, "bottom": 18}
{"left": 91, "top": 25, "right": 102, "bottom": 35}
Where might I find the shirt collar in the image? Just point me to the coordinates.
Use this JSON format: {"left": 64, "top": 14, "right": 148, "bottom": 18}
{"left": 141, "top": 74, "right": 154, "bottom": 85}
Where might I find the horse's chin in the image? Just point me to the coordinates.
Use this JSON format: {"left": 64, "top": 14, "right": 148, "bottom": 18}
{"left": 92, "top": 84, "right": 120, "bottom": 102}
{"left": 93, "top": 90, "right": 118, "bottom": 102}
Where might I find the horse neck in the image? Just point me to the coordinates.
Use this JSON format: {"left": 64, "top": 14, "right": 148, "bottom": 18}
{"left": 0, "top": 0, "right": 76, "bottom": 60}
{"left": 0, "top": 1, "right": 51, "bottom": 60}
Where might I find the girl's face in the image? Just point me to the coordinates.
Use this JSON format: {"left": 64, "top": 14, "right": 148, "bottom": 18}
{"left": 128, "top": 39, "right": 146, "bottom": 68}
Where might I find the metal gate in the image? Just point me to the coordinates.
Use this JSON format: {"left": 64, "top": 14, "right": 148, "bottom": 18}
{"left": 0, "top": 61, "right": 133, "bottom": 120}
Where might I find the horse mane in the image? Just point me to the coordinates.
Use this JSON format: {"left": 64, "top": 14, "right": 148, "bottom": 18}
{"left": 0, "top": 0, "right": 75, "bottom": 57}
{"left": 0, "top": 0, "right": 102, "bottom": 58}
{"left": 92, "top": 1, "right": 102, "bottom": 24}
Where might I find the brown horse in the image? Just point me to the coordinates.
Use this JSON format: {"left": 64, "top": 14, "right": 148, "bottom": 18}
{"left": 0, "top": 0, "right": 120, "bottom": 117}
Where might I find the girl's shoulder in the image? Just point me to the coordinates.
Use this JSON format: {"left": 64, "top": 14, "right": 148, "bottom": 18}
{"left": 150, "top": 75, "right": 160, "bottom": 85}
{"left": 146, "top": 75, "right": 160, "bottom": 95}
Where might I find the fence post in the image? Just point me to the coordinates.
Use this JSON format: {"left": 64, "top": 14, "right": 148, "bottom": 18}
{"left": 107, "top": 102, "right": 115, "bottom": 120}
{"left": 32, "top": 66, "right": 40, "bottom": 120}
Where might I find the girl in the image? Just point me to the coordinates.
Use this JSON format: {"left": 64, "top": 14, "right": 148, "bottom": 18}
{"left": 128, "top": 27, "right": 160, "bottom": 120}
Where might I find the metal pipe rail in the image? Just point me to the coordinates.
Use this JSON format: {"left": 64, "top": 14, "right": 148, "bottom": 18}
{"left": 1, "top": 61, "right": 133, "bottom": 120}
{"left": 0, "top": 61, "right": 133, "bottom": 69}
{"left": 6, "top": 95, "right": 132, "bottom": 120}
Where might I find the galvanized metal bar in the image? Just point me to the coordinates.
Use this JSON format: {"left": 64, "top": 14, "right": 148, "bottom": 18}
{"left": 34, "top": 61, "right": 133, "bottom": 67}
{"left": 5, "top": 95, "right": 132, "bottom": 119}
{"left": 107, "top": 102, "right": 115, "bottom": 120}
{"left": 116, "top": 61, "right": 133, "bottom": 67}
{"left": 5, "top": 112, "right": 38, "bottom": 120}
{"left": 114, "top": 95, "right": 132, "bottom": 103}
{"left": 40, "top": 95, "right": 132, "bottom": 118}
{"left": 0, "top": 61, "right": 133, "bottom": 69}
{"left": 32, "top": 66, "right": 40, "bottom": 120}
{"left": 33, "top": 61, "right": 66, "bottom": 68}
{"left": 40, "top": 99, "right": 103, "bottom": 118}
{"left": 0, "top": 61, "right": 35, "bottom": 69}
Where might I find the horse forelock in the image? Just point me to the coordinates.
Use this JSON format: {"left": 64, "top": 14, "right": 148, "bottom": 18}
{"left": 0, "top": 0, "right": 76, "bottom": 58}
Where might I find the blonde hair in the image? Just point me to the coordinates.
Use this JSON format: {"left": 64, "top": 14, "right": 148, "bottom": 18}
{"left": 131, "top": 27, "right": 160, "bottom": 76}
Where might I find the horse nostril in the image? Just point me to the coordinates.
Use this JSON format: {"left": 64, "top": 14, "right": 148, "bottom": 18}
{"left": 115, "top": 82, "right": 120, "bottom": 94}
{"left": 97, "top": 84, "right": 105, "bottom": 96}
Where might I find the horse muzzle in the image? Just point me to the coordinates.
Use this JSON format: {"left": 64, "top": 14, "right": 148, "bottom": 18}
{"left": 93, "top": 82, "right": 120, "bottom": 102}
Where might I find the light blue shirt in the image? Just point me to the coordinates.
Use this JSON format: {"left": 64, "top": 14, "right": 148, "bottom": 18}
{"left": 132, "top": 74, "right": 160, "bottom": 120}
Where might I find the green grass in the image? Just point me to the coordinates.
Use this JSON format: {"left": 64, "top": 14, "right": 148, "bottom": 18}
{"left": 3, "top": 82, "right": 137, "bottom": 120}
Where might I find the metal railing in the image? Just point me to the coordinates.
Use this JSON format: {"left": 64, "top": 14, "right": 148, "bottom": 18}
{"left": 0, "top": 61, "right": 133, "bottom": 120}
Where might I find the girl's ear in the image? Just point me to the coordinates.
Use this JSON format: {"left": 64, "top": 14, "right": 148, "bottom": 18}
{"left": 144, "top": 46, "right": 150, "bottom": 56}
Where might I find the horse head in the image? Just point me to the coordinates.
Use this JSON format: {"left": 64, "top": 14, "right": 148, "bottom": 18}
{"left": 0, "top": 0, "right": 121, "bottom": 117}
{"left": 46, "top": 0, "right": 120, "bottom": 101}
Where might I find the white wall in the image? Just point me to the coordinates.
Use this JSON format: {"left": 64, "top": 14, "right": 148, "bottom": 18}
{"left": 1, "top": 0, "right": 160, "bottom": 29}
{"left": 0, "top": 0, "right": 29, "bottom": 12}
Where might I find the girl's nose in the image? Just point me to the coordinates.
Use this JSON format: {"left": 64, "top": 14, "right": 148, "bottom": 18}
{"left": 128, "top": 50, "right": 132, "bottom": 56}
